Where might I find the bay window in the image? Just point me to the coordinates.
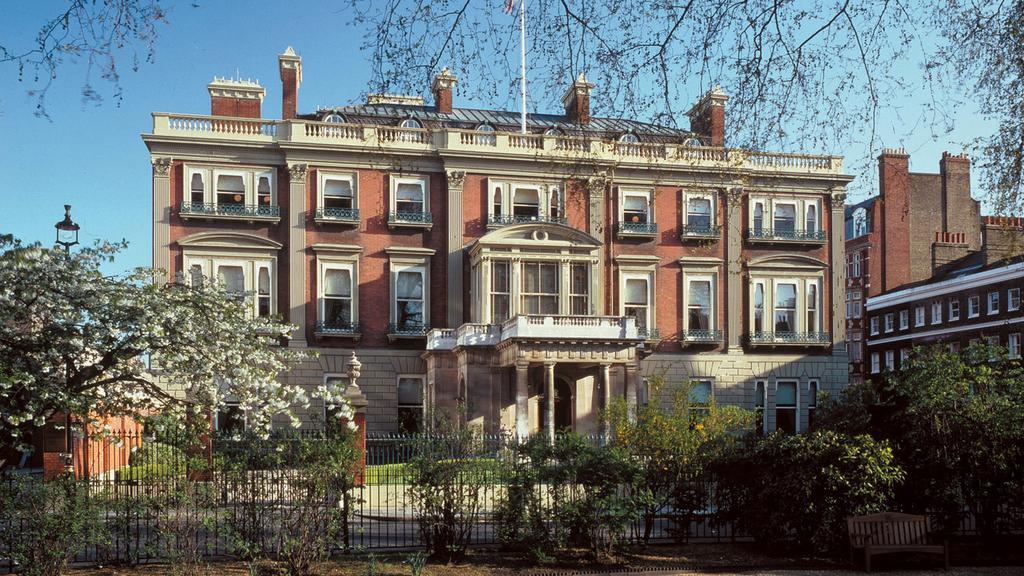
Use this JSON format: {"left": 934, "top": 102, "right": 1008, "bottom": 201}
{"left": 570, "top": 263, "right": 590, "bottom": 315}
{"left": 180, "top": 165, "right": 279, "bottom": 220}
{"left": 521, "top": 261, "right": 559, "bottom": 314}
{"left": 491, "top": 260, "right": 511, "bottom": 323}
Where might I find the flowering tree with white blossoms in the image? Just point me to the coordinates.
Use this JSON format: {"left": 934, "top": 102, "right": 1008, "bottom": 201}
{"left": 0, "top": 235, "right": 352, "bottom": 445}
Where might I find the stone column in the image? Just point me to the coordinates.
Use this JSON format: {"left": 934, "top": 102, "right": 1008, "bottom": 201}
{"left": 625, "top": 363, "right": 639, "bottom": 420}
{"left": 726, "top": 186, "right": 744, "bottom": 351}
{"left": 288, "top": 163, "right": 308, "bottom": 346}
{"left": 544, "top": 362, "right": 556, "bottom": 444}
{"left": 830, "top": 191, "right": 848, "bottom": 349}
{"left": 515, "top": 361, "right": 530, "bottom": 440}
{"left": 344, "top": 352, "right": 369, "bottom": 485}
{"left": 600, "top": 363, "right": 612, "bottom": 437}
{"left": 446, "top": 170, "right": 466, "bottom": 328}
{"left": 151, "top": 157, "right": 172, "bottom": 278}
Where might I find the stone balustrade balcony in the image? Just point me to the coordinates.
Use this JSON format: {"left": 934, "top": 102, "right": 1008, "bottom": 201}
{"left": 426, "top": 315, "right": 642, "bottom": 351}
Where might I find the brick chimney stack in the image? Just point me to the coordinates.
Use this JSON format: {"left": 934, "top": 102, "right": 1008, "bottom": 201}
{"left": 208, "top": 77, "right": 265, "bottom": 118}
{"left": 687, "top": 87, "right": 728, "bottom": 147}
{"left": 279, "top": 46, "right": 302, "bottom": 120}
{"left": 878, "top": 147, "right": 911, "bottom": 291}
{"left": 431, "top": 68, "right": 457, "bottom": 114}
{"left": 561, "top": 73, "right": 595, "bottom": 125}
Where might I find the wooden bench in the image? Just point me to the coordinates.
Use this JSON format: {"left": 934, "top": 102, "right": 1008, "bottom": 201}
{"left": 847, "top": 512, "right": 949, "bottom": 571}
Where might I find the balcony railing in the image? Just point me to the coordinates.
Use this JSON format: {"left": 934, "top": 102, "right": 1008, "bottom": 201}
{"left": 487, "top": 214, "right": 567, "bottom": 227}
{"left": 179, "top": 202, "right": 280, "bottom": 219}
{"left": 747, "top": 331, "right": 831, "bottom": 345}
{"left": 681, "top": 329, "right": 724, "bottom": 343}
{"left": 617, "top": 221, "right": 658, "bottom": 236}
{"left": 151, "top": 114, "right": 846, "bottom": 176}
{"left": 680, "top": 224, "right": 722, "bottom": 239}
{"left": 388, "top": 323, "right": 431, "bottom": 337}
{"left": 638, "top": 327, "right": 661, "bottom": 341}
{"left": 314, "top": 207, "right": 360, "bottom": 222}
{"left": 747, "top": 228, "right": 827, "bottom": 242}
{"left": 388, "top": 211, "right": 433, "bottom": 226}
{"left": 314, "top": 321, "right": 361, "bottom": 336}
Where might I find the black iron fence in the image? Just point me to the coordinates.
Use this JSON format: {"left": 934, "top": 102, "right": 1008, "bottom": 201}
{"left": 1, "top": 430, "right": 1020, "bottom": 572}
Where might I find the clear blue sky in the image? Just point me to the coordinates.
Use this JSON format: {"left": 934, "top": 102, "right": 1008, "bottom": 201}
{"left": 0, "top": 1, "right": 994, "bottom": 274}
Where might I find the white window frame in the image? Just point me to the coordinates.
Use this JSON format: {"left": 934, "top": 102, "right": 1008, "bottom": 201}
{"left": 185, "top": 255, "right": 276, "bottom": 318}
{"left": 748, "top": 196, "right": 823, "bottom": 234}
{"left": 1009, "top": 333, "right": 1021, "bottom": 360}
{"left": 968, "top": 295, "right": 981, "bottom": 318}
{"left": 683, "top": 190, "right": 716, "bottom": 230}
{"left": 1009, "top": 288, "right": 1021, "bottom": 312}
{"left": 749, "top": 276, "right": 825, "bottom": 336}
{"left": 620, "top": 270, "right": 655, "bottom": 335}
{"left": 682, "top": 273, "right": 717, "bottom": 334}
{"left": 846, "top": 290, "right": 862, "bottom": 320}
{"left": 397, "top": 374, "right": 426, "bottom": 433}
{"left": 870, "top": 352, "right": 880, "bottom": 374}
{"left": 775, "top": 380, "right": 800, "bottom": 434}
{"left": 187, "top": 166, "right": 209, "bottom": 204}
{"left": 318, "top": 260, "right": 358, "bottom": 328}
{"left": 950, "top": 299, "right": 961, "bottom": 321}
{"left": 849, "top": 252, "right": 862, "bottom": 278}
{"left": 899, "top": 309, "right": 909, "bottom": 330}
{"left": 884, "top": 312, "right": 894, "bottom": 333}
{"left": 988, "top": 291, "right": 1000, "bottom": 315}
{"left": 900, "top": 348, "right": 911, "bottom": 368}
{"left": 391, "top": 263, "right": 428, "bottom": 330}
{"left": 618, "top": 187, "right": 654, "bottom": 225}
{"left": 870, "top": 316, "right": 880, "bottom": 336}
{"left": 885, "top": 350, "right": 895, "bottom": 371}
{"left": 486, "top": 179, "right": 562, "bottom": 222}
{"left": 390, "top": 175, "right": 430, "bottom": 215}
{"left": 931, "top": 301, "right": 942, "bottom": 325}
{"left": 185, "top": 165, "right": 276, "bottom": 208}
{"left": 318, "top": 171, "right": 358, "bottom": 211}
{"left": 915, "top": 305, "right": 926, "bottom": 327}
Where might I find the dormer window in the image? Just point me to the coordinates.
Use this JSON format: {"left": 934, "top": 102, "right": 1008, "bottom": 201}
{"left": 618, "top": 132, "right": 639, "bottom": 143}
{"left": 400, "top": 117, "right": 422, "bottom": 129}
{"left": 323, "top": 113, "right": 344, "bottom": 123}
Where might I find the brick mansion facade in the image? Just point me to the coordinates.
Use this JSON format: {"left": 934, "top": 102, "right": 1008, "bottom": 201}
{"left": 143, "top": 47, "right": 852, "bottom": 437}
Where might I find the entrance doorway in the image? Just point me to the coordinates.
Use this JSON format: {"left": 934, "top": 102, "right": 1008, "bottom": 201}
{"left": 553, "top": 378, "right": 573, "bottom": 431}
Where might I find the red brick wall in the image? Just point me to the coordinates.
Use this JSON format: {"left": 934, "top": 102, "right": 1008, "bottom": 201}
{"left": 281, "top": 68, "right": 299, "bottom": 120}
{"left": 211, "top": 96, "right": 261, "bottom": 118}
{"left": 305, "top": 168, "right": 447, "bottom": 348}
{"left": 690, "top": 106, "right": 725, "bottom": 147}
{"left": 879, "top": 152, "right": 912, "bottom": 291}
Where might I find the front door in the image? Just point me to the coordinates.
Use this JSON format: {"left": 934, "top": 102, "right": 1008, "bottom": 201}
{"left": 554, "top": 378, "right": 573, "bottom": 431}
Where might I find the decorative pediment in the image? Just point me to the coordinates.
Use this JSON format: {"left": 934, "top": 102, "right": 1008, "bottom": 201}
{"left": 177, "top": 231, "right": 282, "bottom": 251}
{"left": 746, "top": 253, "right": 827, "bottom": 270}
{"left": 471, "top": 223, "right": 601, "bottom": 252}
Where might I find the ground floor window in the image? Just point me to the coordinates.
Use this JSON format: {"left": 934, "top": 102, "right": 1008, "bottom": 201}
{"left": 397, "top": 375, "right": 425, "bottom": 433}
{"left": 806, "top": 380, "right": 819, "bottom": 431}
{"left": 775, "top": 381, "right": 798, "bottom": 434}
{"left": 689, "top": 379, "right": 712, "bottom": 420}
{"left": 215, "top": 401, "right": 245, "bottom": 435}
{"left": 754, "top": 380, "right": 767, "bottom": 435}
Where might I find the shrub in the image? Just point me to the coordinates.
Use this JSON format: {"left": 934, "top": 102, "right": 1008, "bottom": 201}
{"left": 115, "top": 462, "right": 183, "bottom": 482}
{"left": 0, "top": 476, "right": 108, "bottom": 576}
{"left": 129, "top": 441, "right": 187, "bottom": 467}
{"left": 715, "top": 430, "right": 903, "bottom": 555}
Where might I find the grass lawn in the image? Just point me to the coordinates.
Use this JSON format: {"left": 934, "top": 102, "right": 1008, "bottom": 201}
{"left": 363, "top": 458, "right": 504, "bottom": 486}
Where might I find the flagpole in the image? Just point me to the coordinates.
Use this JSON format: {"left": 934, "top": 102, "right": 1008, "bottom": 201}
{"left": 519, "top": 0, "right": 527, "bottom": 134}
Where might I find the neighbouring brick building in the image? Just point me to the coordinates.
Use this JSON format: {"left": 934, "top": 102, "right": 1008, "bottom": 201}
{"left": 144, "top": 47, "right": 852, "bottom": 437}
{"left": 844, "top": 149, "right": 984, "bottom": 383}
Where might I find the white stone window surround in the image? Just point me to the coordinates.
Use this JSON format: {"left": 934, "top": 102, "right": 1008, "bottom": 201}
{"left": 682, "top": 190, "right": 716, "bottom": 228}
{"left": 317, "top": 171, "right": 359, "bottom": 210}
{"left": 681, "top": 266, "right": 719, "bottom": 334}
{"left": 184, "top": 253, "right": 275, "bottom": 318}
{"left": 931, "top": 300, "right": 943, "bottom": 325}
{"left": 748, "top": 275, "right": 824, "bottom": 335}
{"left": 915, "top": 305, "right": 926, "bottom": 327}
{"left": 618, "top": 186, "right": 655, "bottom": 225}
{"left": 318, "top": 261, "right": 358, "bottom": 327}
{"left": 1009, "top": 288, "right": 1021, "bottom": 312}
{"left": 870, "top": 352, "right": 880, "bottom": 373}
{"left": 397, "top": 373, "right": 426, "bottom": 432}
{"left": 899, "top": 309, "right": 909, "bottom": 330}
{"left": 473, "top": 254, "right": 597, "bottom": 322}
{"left": 386, "top": 247, "right": 435, "bottom": 332}
{"left": 968, "top": 295, "right": 981, "bottom": 318}
{"left": 988, "top": 291, "right": 1000, "bottom": 315}
{"left": 774, "top": 379, "right": 800, "bottom": 434}
{"left": 616, "top": 256, "right": 659, "bottom": 335}
{"left": 486, "top": 178, "right": 562, "bottom": 222}
{"left": 884, "top": 312, "right": 894, "bottom": 333}
{"left": 185, "top": 164, "right": 276, "bottom": 207}
{"left": 390, "top": 174, "right": 430, "bottom": 214}
{"left": 748, "top": 195, "right": 823, "bottom": 233}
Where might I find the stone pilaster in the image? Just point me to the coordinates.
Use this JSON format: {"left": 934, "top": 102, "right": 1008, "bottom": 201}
{"left": 288, "top": 163, "right": 308, "bottom": 346}
{"left": 726, "top": 186, "right": 744, "bottom": 350}
{"left": 515, "top": 361, "right": 529, "bottom": 439}
{"left": 600, "top": 363, "right": 612, "bottom": 437}
{"left": 151, "top": 157, "right": 172, "bottom": 280}
{"left": 544, "top": 362, "right": 556, "bottom": 444}
{"left": 446, "top": 170, "right": 466, "bottom": 327}
{"left": 830, "top": 191, "right": 848, "bottom": 350}
{"left": 587, "top": 174, "right": 607, "bottom": 313}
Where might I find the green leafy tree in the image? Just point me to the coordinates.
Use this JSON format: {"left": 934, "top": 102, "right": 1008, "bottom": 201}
{"left": 607, "top": 376, "right": 752, "bottom": 542}
{"left": 0, "top": 235, "right": 347, "bottom": 446}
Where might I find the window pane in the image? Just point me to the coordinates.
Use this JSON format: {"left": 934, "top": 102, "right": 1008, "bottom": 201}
{"left": 689, "top": 280, "right": 711, "bottom": 329}
{"left": 624, "top": 195, "right": 648, "bottom": 212}
{"left": 324, "top": 299, "right": 351, "bottom": 324}
{"left": 217, "top": 174, "right": 245, "bottom": 193}
{"left": 687, "top": 198, "right": 711, "bottom": 227}
{"left": 398, "top": 377, "right": 424, "bottom": 405}
{"left": 541, "top": 263, "right": 558, "bottom": 293}
{"left": 776, "top": 382, "right": 797, "bottom": 406}
{"left": 513, "top": 188, "right": 539, "bottom": 204}
{"left": 773, "top": 204, "right": 796, "bottom": 231}
{"left": 325, "top": 179, "right": 352, "bottom": 198}
{"left": 397, "top": 271, "right": 423, "bottom": 299}
{"left": 625, "top": 278, "right": 648, "bottom": 305}
{"left": 690, "top": 380, "right": 712, "bottom": 405}
{"left": 324, "top": 269, "right": 351, "bottom": 297}
{"left": 217, "top": 265, "right": 245, "bottom": 294}
{"left": 258, "top": 267, "right": 271, "bottom": 295}
{"left": 396, "top": 182, "right": 423, "bottom": 202}
{"left": 492, "top": 261, "right": 509, "bottom": 292}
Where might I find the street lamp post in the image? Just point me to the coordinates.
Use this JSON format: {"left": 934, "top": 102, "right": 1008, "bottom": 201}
{"left": 54, "top": 205, "right": 80, "bottom": 475}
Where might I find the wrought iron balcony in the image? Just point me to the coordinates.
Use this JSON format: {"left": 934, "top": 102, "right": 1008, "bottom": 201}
{"left": 746, "top": 331, "right": 831, "bottom": 346}
{"left": 638, "top": 327, "right": 661, "bottom": 341}
{"left": 314, "top": 207, "right": 360, "bottom": 223}
{"left": 487, "top": 214, "right": 568, "bottom": 227}
{"left": 680, "top": 224, "right": 722, "bottom": 239}
{"left": 387, "top": 211, "right": 433, "bottom": 227}
{"left": 179, "top": 202, "right": 280, "bottom": 219}
{"left": 747, "top": 228, "right": 827, "bottom": 243}
{"left": 388, "top": 323, "right": 431, "bottom": 338}
{"left": 617, "top": 221, "right": 658, "bottom": 236}
{"left": 314, "top": 321, "right": 361, "bottom": 336}
{"left": 681, "top": 329, "right": 724, "bottom": 343}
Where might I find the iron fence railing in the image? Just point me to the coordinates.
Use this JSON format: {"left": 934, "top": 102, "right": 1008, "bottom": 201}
{"left": 388, "top": 211, "right": 432, "bottom": 225}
